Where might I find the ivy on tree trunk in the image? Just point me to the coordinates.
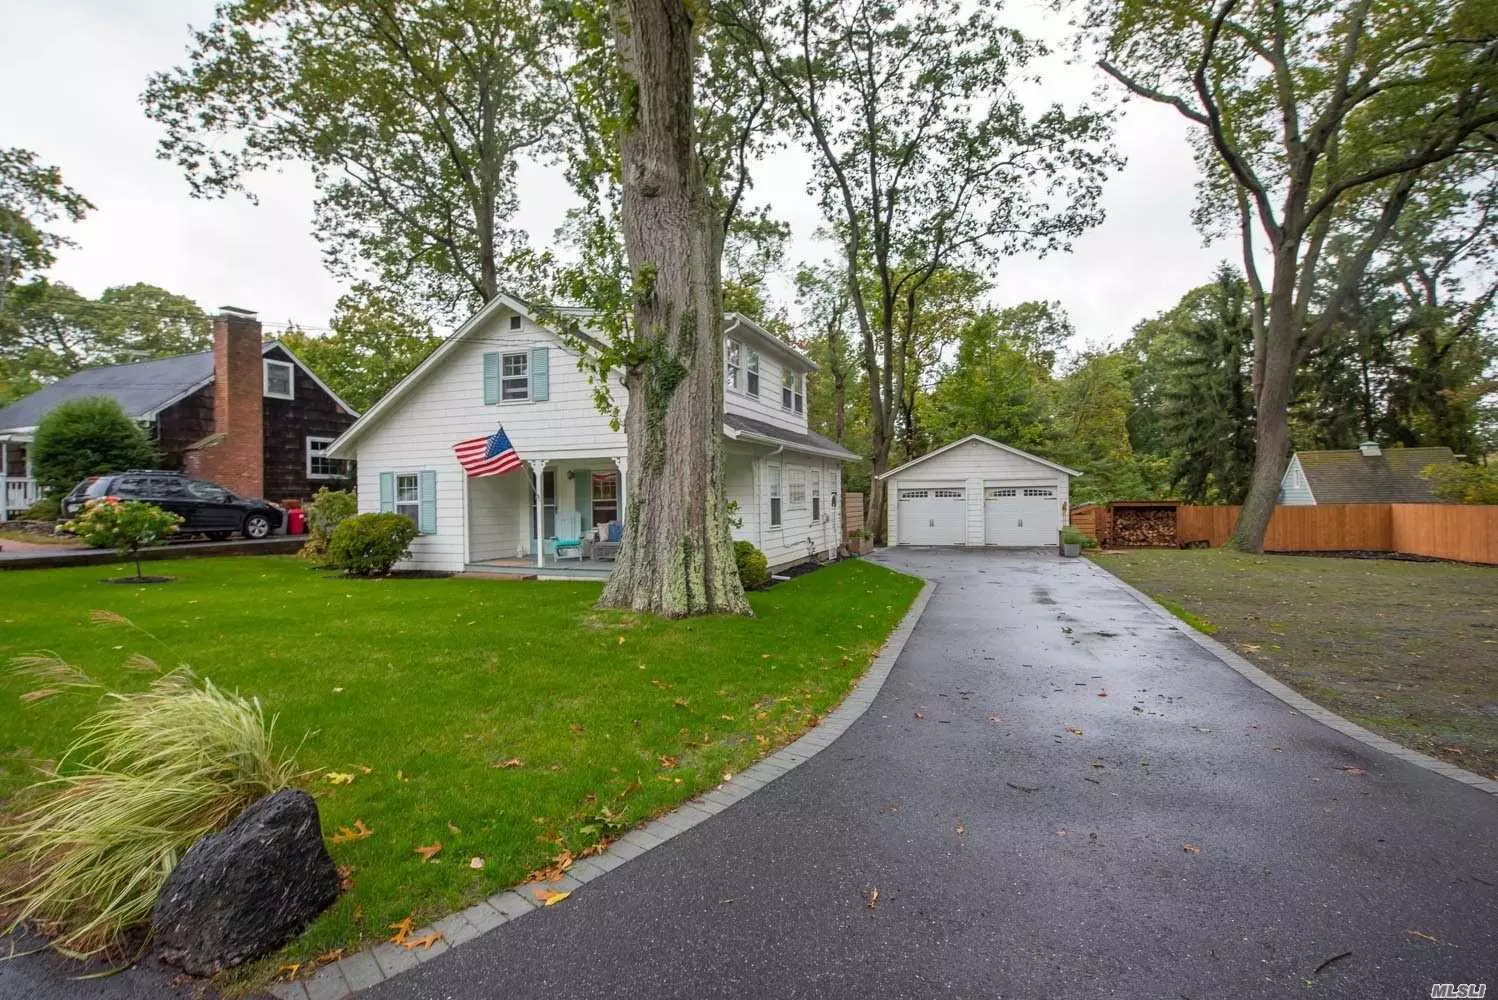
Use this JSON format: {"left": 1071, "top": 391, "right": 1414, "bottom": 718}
{"left": 597, "top": 0, "right": 751, "bottom": 618}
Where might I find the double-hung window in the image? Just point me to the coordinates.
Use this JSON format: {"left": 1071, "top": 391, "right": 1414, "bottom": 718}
{"left": 747, "top": 351, "right": 760, "bottom": 396}
{"left": 592, "top": 472, "right": 619, "bottom": 525}
{"left": 306, "top": 437, "right": 349, "bottom": 479}
{"left": 725, "top": 340, "right": 741, "bottom": 391}
{"left": 501, "top": 351, "right": 530, "bottom": 401}
{"left": 395, "top": 474, "right": 421, "bottom": 525}
{"left": 781, "top": 370, "right": 804, "bottom": 413}
{"left": 768, "top": 461, "right": 782, "bottom": 528}
{"left": 811, "top": 470, "right": 821, "bottom": 521}
{"left": 264, "top": 359, "right": 294, "bottom": 400}
{"left": 787, "top": 466, "right": 806, "bottom": 509}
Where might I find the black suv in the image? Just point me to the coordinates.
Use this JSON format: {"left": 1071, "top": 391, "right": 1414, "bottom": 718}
{"left": 62, "top": 471, "right": 285, "bottom": 541}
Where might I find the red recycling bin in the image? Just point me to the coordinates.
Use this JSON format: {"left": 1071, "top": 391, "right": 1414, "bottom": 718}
{"left": 287, "top": 508, "right": 306, "bottom": 535}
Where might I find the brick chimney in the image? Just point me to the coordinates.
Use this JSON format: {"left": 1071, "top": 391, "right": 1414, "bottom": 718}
{"left": 184, "top": 307, "right": 264, "bottom": 497}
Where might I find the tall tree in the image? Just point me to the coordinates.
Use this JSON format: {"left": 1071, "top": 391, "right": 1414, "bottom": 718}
{"left": 1088, "top": 0, "right": 1498, "bottom": 550}
{"left": 923, "top": 307, "right": 1055, "bottom": 453}
{"left": 145, "top": 0, "right": 567, "bottom": 313}
{"left": 0, "top": 148, "right": 93, "bottom": 313}
{"left": 593, "top": 0, "right": 750, "bottom": 616}
{"left": 722, "top": 0, "right": 1115, "bottom": 542}
{"left": 278, "top": 285, "right": 441, "bottom": 412}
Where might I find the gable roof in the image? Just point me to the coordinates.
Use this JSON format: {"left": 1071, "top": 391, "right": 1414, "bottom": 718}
{"left": 0, "top": 340, "right": 357, "bottom": 436}
{"left": 1293, "top": 446, "right": 1456, "bottom": 503}
{"left": 874, "top": 434, "right": 1081, "bottom": 480}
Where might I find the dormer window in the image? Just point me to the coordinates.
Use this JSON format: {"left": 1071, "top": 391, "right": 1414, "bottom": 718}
{"left": 725, "top": 339, "right": 741, "bottom": 391}
{"left": 747, "top": 351, "right": 760, "bottom": 396}
{"left": 264, "top": 359, "right": 295, "bottom": 400}
{"left": 781, "top": 369, "right": 803, "bottom": 414}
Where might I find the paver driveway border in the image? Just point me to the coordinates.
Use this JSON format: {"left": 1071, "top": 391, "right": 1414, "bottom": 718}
{"left": 270, "top": 577, "right": 938, "bottom": 1000}
{"left": 1085, "top": 556, "right": 1498, "bottom": 798}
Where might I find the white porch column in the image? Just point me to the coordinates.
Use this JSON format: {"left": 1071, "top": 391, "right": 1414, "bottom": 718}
{"left": 612, "top": 455, "right": 627, "bottom": 531}
{"left": 1, "top": 440, "right": 9, "bottom": 522}
{"left": 530, "top": 459, "right": 548, "bottom": 568}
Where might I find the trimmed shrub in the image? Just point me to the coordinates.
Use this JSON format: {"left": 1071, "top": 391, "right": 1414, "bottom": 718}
{"left": 299, "top": 487, "right": 358, "bottom": 563}
{"left": 1060, "top": 526, "right": 1088, "bottom": 547}
{"left": 23, "top": 495, "right": 62, "bottom": 522}
{"left": 1, "top": 649, "right": 298, "bottom": 960}
{"left": 327, "top": 512, "right": 418, "bottom": 576}
{"left": 30, "top": 397, "right": 157, "bottom": 498}
{"left": 734, "top": 540, "right": 770, "bottom": 589}
{"left": 63, "top": 498, "right": 181, "bottom": 579}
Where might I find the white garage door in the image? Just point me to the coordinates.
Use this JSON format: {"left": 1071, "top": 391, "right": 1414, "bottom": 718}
{"left": 897, "top": 487, "right": 967, "bottom": 545}
{"left": 984, "top": 486, "right": 1059, "bottom": 547}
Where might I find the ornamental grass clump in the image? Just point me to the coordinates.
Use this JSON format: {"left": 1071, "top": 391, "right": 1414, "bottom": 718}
{"left": 1, "top": 637, "right": 299, "bottom": 960}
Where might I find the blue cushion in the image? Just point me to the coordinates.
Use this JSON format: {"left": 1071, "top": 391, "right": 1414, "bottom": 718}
{"left": 607, "top": 521, "right": 623, "bottom": 542}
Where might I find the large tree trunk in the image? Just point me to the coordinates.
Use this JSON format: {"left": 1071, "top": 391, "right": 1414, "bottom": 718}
{"left": 596, "top": 0, "right": 750, "bottom": 617}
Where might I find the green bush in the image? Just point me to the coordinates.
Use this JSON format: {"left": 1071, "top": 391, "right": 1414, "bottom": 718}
{"left": 30, "top": 397, "right": 157, "bottom": 498}
{"left": 1, "top": 644, "right": 298, "bottom": 960}
{"left": 299, "top": 487, "right": 359, "bottom": 563}
{"left": 22, "top": 495, "right": 62, "bottom": 522}
{"left": 63, "top": 498, "right": 181, "bottom": 579}
{"left": 1421, "top": 461, "right": 1498, "bottom": 504}
{"left": 1060, "top": 526, "right": 1088, "bottom": 547}
{"left": 328, "top": 512, "right": 418, "bottom": 576}
{"left": 734, "top": 540, "right": 770, "bottom": 589}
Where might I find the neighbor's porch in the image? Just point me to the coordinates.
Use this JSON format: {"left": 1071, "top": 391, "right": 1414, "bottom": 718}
{"left": 1, "top": 438, "right": 37, "bottom": 521}
{"left": 463, "top": 454, "right": 625, "bottom": 579}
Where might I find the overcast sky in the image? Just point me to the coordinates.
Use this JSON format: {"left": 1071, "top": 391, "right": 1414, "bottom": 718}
{"left": 2, "top": 0, "right": 1233, "bottom": 349}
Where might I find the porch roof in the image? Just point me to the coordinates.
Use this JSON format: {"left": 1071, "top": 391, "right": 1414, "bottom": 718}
{"left": 722, "top": 412, "right": 861, "bottom": 462}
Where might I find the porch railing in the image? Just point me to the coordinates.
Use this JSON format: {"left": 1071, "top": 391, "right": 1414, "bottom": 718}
{"left": 3, "top": 477, "right": 37, "bottom": 520}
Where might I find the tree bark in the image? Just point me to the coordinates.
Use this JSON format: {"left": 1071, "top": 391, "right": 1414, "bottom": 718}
{"left": 596, "top": 0, "right": 750, "bottom": 617}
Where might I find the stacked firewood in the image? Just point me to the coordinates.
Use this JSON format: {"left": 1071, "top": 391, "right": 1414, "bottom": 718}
{"left": 1111, "top": 507, "right": 1177, "bottom": 547}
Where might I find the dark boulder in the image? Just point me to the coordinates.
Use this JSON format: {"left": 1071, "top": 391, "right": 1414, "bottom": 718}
{"left": 152, "top": 788, "right": 340, "bottom": 975}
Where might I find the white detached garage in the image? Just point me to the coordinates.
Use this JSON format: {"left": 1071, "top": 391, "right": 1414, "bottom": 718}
{"left": 878, "top": 435, "right": 1079, "bottom": 548}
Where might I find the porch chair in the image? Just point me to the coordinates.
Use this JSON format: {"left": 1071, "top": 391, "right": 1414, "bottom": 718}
{"left": 554, "top": 511, "right": 584, "bottom": 562}
{"left": 593, "top": 520, "right": 624, "bottom": 561}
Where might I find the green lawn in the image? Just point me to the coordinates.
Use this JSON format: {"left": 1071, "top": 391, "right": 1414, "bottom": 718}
{"left": 1091, "top": 549, "right": 1498, "bottom": 779}
{"left": 0, "top": 555, "right": 921, "bottom": 982}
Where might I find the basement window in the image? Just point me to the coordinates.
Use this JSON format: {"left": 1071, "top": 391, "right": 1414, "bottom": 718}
{"left": 264, "top": 359, "right": 295, "bottom": 400}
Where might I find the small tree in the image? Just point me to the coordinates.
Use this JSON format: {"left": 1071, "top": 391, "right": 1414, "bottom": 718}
{"left": 300, "top": 487, "right": 359, "bottom": 563}
{"left": 1421, "top": 463, "right": 1498, "bottom": 505}
{"left": 30, "top": 397, "right": 156, "bottom": 497}
{"left": 64, "top": 498, "right": 181, "bottom": 581}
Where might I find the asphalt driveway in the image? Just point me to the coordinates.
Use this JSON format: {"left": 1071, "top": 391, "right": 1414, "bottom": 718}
{"left": 354, "top": 548, "right": 1496, "bottom": 999}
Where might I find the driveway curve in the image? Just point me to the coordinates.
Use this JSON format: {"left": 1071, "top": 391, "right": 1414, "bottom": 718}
{"left": 361, "top": 549, "right": 1497, "bottom": 999}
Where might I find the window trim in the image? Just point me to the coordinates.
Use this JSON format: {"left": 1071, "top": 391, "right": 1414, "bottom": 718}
{"left": 787, "top": 465, "right": 807, "bottom": 509}
{"left": 747, "top": 351, "right": 760, "bottom": 397}
{"left": 306, "top": 436, "right": 348, "bottom": 480}
{"left": 394, "top": 472, "right": 421, "bottom": 525}
{"left": 811, "top": 469, "right": 821, "bottom": 521}
{"left": 768, "top": 459, "right": 782, "bottom": 529}
{"left": 500, "top": 350, "right": 531, "bottom": 402}
{"left": 780, "top": 369, "right": 804, "bottom": 413}
{"left": 509, "top": 314, "right": 523, "bottom": 331}
{"left": 725, "top": 339, "right": 742, "bottom": 392}
{"left": 264, "top": 359, "right": 295, "bottom": 400}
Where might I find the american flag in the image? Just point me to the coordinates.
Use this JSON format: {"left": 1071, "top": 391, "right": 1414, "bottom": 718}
{"left": 453, "top": 425, "right": 522, "bottom": 477}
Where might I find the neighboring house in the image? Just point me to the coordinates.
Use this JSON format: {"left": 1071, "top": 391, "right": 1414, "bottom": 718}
{"left": 1279, "top": 441, "right": 1457, "bottom": 505}
{"left": 327, "top": 294, "right": 859, "bottom": 576}
{"left": 876, "top": 434, "right": 1079, "bottom": 547}
{"left": 0, "top": 308, "right": 358, "bottom": 520}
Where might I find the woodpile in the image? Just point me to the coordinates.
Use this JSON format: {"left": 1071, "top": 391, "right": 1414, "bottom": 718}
{"left": 1110, "top": 506, "right": 1178, "bottom": 547}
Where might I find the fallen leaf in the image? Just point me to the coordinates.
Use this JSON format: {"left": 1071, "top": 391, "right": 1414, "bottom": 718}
{"left": 447, "top": 821, "right": 461, "bottom": 835}
{"left": 330, "top": 819, "right": 374, "bottom": 844}
{"left": 492, "top": 757, "right": 525, "bottom": 769}
{"left": 673, "top": 696, "right": 689, "bottom": 708}
{"left": 388, "top": 915, "right": 415, "bottom": 946}
{"left": 617, "top": 635, "right": 625, "bottom": 645}
{"left": 534, "top": 887, "right": 571, "bottom": 906}
{"left": 986, "top": 714, "right": 1002, "bottom": 723}
{"left": 1312, "top": 951, "right": 1352, "bottom": 976}
{"left": 865, "top": 887, "right": 879, "bottom": 910}
{"left": 955, "top": 823, "right": 966, "bottom": 835}
{"left": 1340, "top": 766, "right": 1366, "bottom": 776}
{"left": 569, "top": 723, "right": 586, "bottom": 735}
{"left": 1097, "top": 690, "right": 1108, "bottom": 698}
{"left": 1065, "top": 726, "right": 1084, "bottom": 736}
{"left": 1242, "top": 643, "right": 1261, "bottom": 652}
{"left": 278, "top": 962, "right": 303, "bottom": 981}
{"left": 914, "top": 711, "right": 925, "bottom": 720}
{"left": 355, "top": 764, "right": 373, "bottom": 774}
{"left": 336, "top": 865, "right": 354, "bottom": 891}
{"left": 414, "top": 842, "right": 443, "bottom": 861}
{"left": 324, "top": 772, "right": 356, "bottom": 785}
{"left": 1183, "top": 843, "right": 1201, "bottom": 855}
{"left": 315, "top": 948, "right": 345, "bottom": 966}
{"left": 1406, "top": 929, "right": 1439, "bottom": 944}
{"left": 1090, "top": 759, "right": 1106, "bottom": 769}
{"left": 403, "top": 931, "right": 444, "bottom": 951}
{"left": 470, "top": 856, "right": 485, "bottom": 869}
{"left": 1441, "top": 746, "right": 1464, "bottom": 755}
{"left": 720, "top": 714, "right": 735, "bottom": 721}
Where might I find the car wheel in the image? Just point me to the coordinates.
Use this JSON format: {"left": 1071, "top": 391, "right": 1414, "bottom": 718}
{"left": 205, "top": 531, "right": 232, "bottom": 542}
{"left": 243, "top": 514, "right": 272, "bottom": 540}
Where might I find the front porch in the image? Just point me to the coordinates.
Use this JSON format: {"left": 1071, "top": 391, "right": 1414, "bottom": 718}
{"left": 2, "top": 439, "right": 37, "bottom": 521}
{"left": 464, "top": 555, "right": 614, "bottom": 580}
{"left": 465, "top": 454, "right": 626, "bottom": 573}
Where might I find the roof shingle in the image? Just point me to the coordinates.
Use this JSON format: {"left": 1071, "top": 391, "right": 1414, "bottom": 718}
{"left": 1295, "top": 446, "right": 1456, "bottom": 503}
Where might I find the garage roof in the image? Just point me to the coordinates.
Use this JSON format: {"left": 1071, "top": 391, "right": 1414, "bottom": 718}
{"left": 874, "top": 434, "right": 1080, "bottom": 480}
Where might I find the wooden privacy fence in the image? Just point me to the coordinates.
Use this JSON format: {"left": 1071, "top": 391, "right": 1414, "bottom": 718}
{"left": 1173, "top": 503, "right": 1497, "bottom": 565}
{"left": 842, "top": 492, "right": 866, "bottom": 537}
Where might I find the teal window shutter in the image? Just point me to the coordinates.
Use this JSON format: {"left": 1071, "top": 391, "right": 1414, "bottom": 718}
{"left": 418, "top": 470, "right": 438, "bottom": 534}
{"left": 483, "top": 352, "right": 500, "bottom": 404}
{"left": 378, "top": 472, "right": 395, "bottom": 513}
{"left": 530, "top": 346, "right": 549, "bottom": 401}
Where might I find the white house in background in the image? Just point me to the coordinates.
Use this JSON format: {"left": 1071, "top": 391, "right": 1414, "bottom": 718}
{"left": 876, "top": 434, "right": 1078, "bottom": 547}
{"left": 327, "top": 294, "right": 859, "bottom": 576}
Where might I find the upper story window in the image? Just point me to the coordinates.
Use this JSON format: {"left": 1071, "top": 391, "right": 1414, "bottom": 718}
{"left": 781, "top": 369, "right": 803, "bottom": 414}
{"left": 264, "top": 359, "right": 295, "bottom": 400}
{"left": 501, "top": 351, "right": 530, "bottom": 401}
{"left": 747, "top": 351, "right": 760, "bottom": 396}
{"left": 509, "top": 314, "right": 523, "bottom": 331}
{"left": 725, "top": 339, "right": 741, "bottom": 391}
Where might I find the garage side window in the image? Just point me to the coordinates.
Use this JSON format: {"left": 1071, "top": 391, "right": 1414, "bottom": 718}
{"left": 768, "top": 461, "right": 782, "bottom": 527}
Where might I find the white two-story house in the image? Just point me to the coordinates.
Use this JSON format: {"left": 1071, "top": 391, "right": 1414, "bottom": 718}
{"left": 327, "top": 293, "right": 858, "bottom": 576}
